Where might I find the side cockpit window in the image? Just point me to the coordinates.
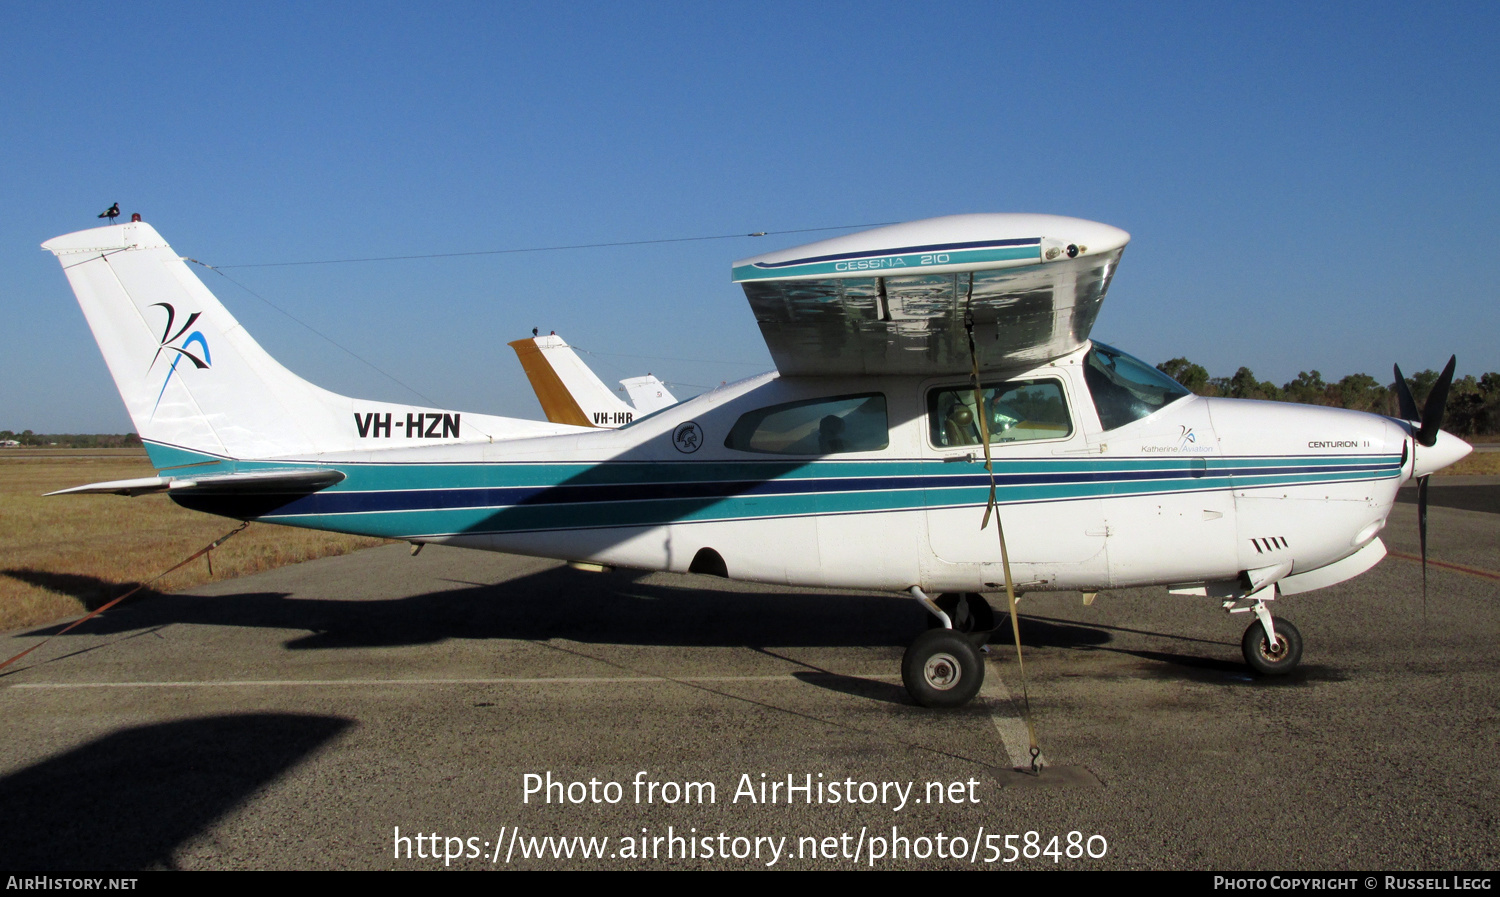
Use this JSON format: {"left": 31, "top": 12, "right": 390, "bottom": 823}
{"left": 725, "top": 394, "right": 888, "bottom": 455}
{"left": 928, "top": 380, "right": 1072, "bottom": 447}
{"left": 1084, "top": 342, "right": 1192, "bottom": 431}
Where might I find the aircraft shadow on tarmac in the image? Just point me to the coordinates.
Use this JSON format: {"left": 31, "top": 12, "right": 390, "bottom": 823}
{"left": 0, "top": 713, "right": 352, "bottom": 870}
{"left": 11, "top": 564, "right": 1120, "bottom": 655}
{"left": 4, "top": 565, "right": 1335, "bottom": 702}
{"left": 791, "top": 669, "right": 911, "bottom": 705}
{"left": 1017, "top": 614, "right": 1350, "bottom": 686}
{"left": 1122, "top": 650, "right": 1346, "bottom": 686}
{"left": 3, "top": 568, "right": 133, "bottom": 610}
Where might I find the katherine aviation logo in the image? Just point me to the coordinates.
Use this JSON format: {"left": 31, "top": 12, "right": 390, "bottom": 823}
{"left": 148, "top": 302, "right": 212, "bottom": 415}
{"left": 1140, "top": 425, "right": 1215, "bottom": 454}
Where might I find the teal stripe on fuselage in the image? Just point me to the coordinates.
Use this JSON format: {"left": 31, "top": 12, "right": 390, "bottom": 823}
{"left": 248, "top": 454, "right": 1401, "bottom": 540}
{"left": 145, "top": 442, "right": 1401, "bottom": 540}
{"left": 199, "top": 454, "right": 1399, "bottom": 489}
{"left": 262, "top": 489, "right": 923, "bottom": 540}
{"left": 144, "top": 441, "right": 1397, "bottom": 487}
{"left": 731, "top": 246, "right": 1041, "bottom": 282}
{"left": 929, "top": 468, "right": 1393, "bottom": 505}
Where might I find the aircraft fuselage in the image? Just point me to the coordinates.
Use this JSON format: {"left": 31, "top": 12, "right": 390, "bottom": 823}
{"left": 163, "top": 342, "right": 1420, "bottom": 599}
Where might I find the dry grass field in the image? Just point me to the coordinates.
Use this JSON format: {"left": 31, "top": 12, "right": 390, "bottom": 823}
{"left": 1445, "top": 445, "right": 1500, "bottom": 475}
{"left": 1, "top": 449, "right": 387, "bottom": 632}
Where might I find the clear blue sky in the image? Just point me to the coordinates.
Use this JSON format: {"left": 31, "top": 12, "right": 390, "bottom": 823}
{"left": 4, "top": 1, "right": 1497, "bottom": 432}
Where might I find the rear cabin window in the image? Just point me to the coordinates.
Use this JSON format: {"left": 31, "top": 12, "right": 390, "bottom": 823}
{"left": 928, "top": 379, "right": 1072, "bottom": 448}
{"left": 725, "top": 394, "right": 888, "bottom": 455}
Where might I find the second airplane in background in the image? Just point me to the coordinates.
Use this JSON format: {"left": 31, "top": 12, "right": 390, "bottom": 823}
{"left": 509, "top": 333, "right": 677, "bottom": 429}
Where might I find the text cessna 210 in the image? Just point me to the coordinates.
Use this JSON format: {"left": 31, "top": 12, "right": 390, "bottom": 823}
{"left": 43, "top": 214, "right": 1470, "bottom": 707}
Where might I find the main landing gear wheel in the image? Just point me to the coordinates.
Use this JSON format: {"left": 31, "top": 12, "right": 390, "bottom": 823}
{"left": 926, "top": 592, "right": 997, "bottom": 635}
{"left": 902, "top": 628, "right": 985, "bottom": 708}
{"left": 1241, "top": 617, "right": 1303, "bottom": 676}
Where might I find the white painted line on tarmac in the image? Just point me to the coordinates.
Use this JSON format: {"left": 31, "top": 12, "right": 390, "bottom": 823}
{"left": 9, "top": 673, "right": 904, "bottom": 689}
{"left": 981, "top": 657, "right": 1045, "bottom": 770}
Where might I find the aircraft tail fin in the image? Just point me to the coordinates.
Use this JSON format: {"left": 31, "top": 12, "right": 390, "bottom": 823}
{"left": 508, "top": 334, "right": 638, "bottom": 428}
{"left": 44, "top": 221, "right": 572, "bottom": 464}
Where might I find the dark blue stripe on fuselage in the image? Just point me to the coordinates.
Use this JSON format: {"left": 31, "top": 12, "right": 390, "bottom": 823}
{"left": 261, "top": 460, "right": 1394, "bottom": 518}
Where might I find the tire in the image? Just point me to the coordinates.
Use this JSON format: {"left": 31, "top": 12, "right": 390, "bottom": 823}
{"left": 926, "top": 593, "right": 997, "bottom": 634}
{"left": 902, "top": 628, "right": 985, "bottom": 708}
{"left": 1241, "top": 617, "right": 1303, "bottom": 675}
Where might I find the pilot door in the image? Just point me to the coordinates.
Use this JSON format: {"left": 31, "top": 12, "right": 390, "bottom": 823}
{"left": 921, "top": 372, "right": 1109, "bottom": 591}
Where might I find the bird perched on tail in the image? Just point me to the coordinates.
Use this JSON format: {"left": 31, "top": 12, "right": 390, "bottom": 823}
{"left": 98, "top": 203, "right": 119, "bottom": 223}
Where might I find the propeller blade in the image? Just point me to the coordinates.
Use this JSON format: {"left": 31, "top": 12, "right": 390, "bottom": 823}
{"left": 1416, "top": 355, "right": 1457, "bottom": 448}
{"left": 1418, "top": 473, "right": 1430, "bottom": 617}
{"left": 1393, "top": 363, "right": 1420, "bottom": 422}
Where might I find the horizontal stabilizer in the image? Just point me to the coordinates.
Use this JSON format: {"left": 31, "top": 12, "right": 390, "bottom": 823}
{"left": 48, "top": 467, "right": 345, "bottom": 497}
{"left": 620, "top": 374, "right": 677, "bottom": 414}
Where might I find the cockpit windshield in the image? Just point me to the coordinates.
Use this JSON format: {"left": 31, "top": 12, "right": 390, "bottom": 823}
{"left": 1083, "top": 342, "right": 1191, "bottom": 431}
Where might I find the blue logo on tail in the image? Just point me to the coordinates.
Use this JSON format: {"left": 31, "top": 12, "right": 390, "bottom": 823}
{"left": 148, "top": 303, "right": 211, "bottom": 417}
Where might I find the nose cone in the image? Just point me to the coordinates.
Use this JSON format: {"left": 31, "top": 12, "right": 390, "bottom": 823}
{"left": 1413, "top": 429, "right": 1472, "bottom": 478}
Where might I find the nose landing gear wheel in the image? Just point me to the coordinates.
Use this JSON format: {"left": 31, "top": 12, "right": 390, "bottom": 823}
{"left": 1241, "top": 618, "right": 1303, "bottom": 675}
{"left": 902, "top": 628, "right": 984, "bottom": 708}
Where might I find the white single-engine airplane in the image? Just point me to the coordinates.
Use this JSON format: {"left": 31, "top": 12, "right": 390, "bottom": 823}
{"left": 42, "top": 214, "right": 1471, "bottom": 707}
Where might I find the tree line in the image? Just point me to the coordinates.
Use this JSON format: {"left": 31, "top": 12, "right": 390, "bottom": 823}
{"left": 0, "top": 431, "right": 143, "bottom": 448}
{"left": 1155, "top": 359, "right": 1500, "bottom": 437}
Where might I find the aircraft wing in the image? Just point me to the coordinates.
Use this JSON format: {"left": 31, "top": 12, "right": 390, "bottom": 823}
{"left": 732, "top": 214, "right": 1129, "bottom": 376}
{"left": 47, "top": 468, "right": 346, "bottom": 497}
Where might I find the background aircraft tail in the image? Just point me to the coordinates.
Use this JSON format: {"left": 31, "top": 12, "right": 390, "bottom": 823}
{"left": 44, "top": 220, "right": 573, "bottom": 465}
{"left": 508, "top": 334, "right": 642, "bottom": 427}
